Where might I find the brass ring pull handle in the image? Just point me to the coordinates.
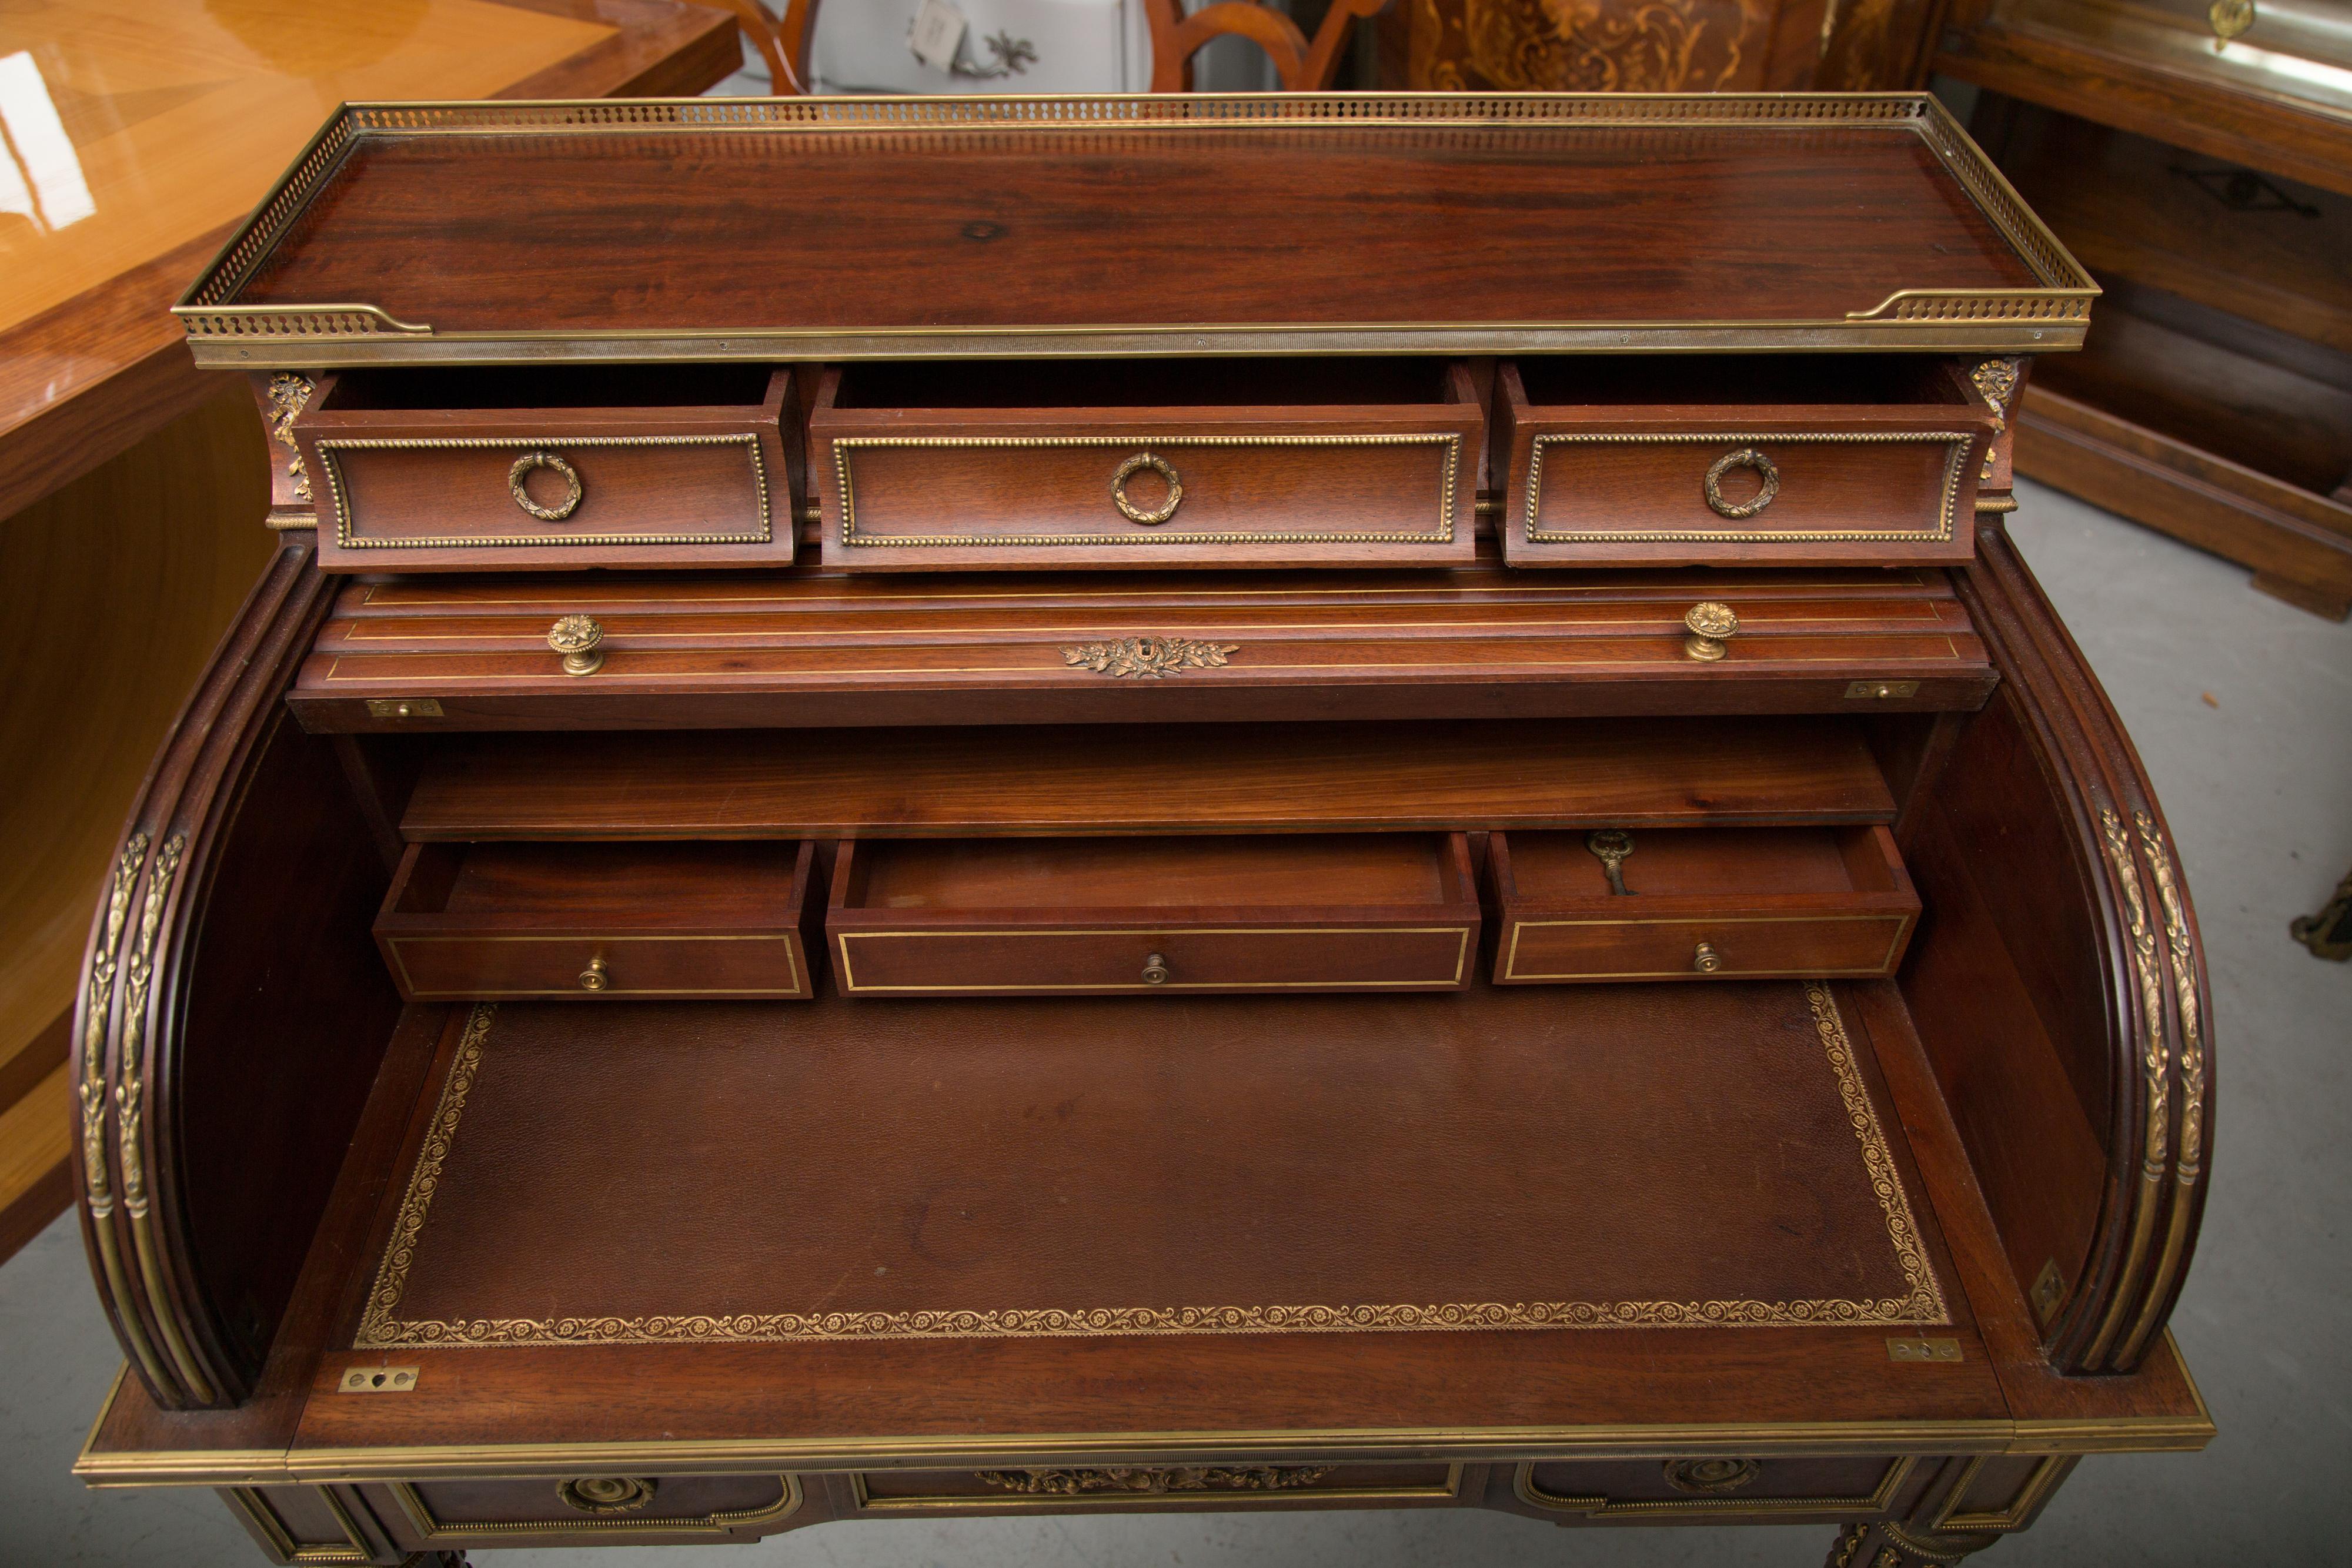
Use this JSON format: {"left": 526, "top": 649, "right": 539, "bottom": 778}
{"left": 1692, "top": 942, "right": 1722, "bottom": 975}
{"left": 1703, "top": 447, "right": 1778, "bottom": 520}
{"left": 1683, "top": 601, "right": 1739, "bottom": 663}
{"left": 578, "top": 955, "right": 610, "bottom": 991}
{"left": 509, "top": 451, "right": 584, "bottom": 521}
{"left": 1110, "top": 453, "right": 1184, "bottom": 525}
{"left": 547, "top": 614, "right": 606, "bottom": 677}
{"left": 1141, "top": 951, "right": 1170, "bottom": 986}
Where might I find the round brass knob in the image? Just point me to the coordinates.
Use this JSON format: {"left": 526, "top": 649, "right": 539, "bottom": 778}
{"left": 578, "top": 955, "right": 609, "bottom": 991}
{"left": 548, "top": 614, "right": 606, "bottom": 677}
{"left": 1703, "top": 447, "right": 1778, "bottom": 520}
{"left": 2209, "top": 0, "right": 2254, "bottom": 41}
{"left": 509, "top": 450, "right": 584, "bottom": 521}
{"left": 1110, "top": 452, "right": 1183, "bottom": 525}
{"left": 1141, "top": 951, "right": 1170, "bottom": 986}
{"left": 1683, "top": 601, "right": 1739, "bottom": 663}
{"left": 1692, "top": 941, "right": 1722, "bottom": 975}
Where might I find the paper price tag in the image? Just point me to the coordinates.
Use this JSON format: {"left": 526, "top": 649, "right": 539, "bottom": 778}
{"left": 908, "top": 0, "right": 969, "bottom": 72}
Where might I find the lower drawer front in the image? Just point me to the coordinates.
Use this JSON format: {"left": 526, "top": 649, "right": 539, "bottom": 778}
{"left": 1499, "top": 912, "right": 1911, "bottom": 982}
{"left": 835, "top": 924, "right": 1473, "bottom": 995}
{"left": 854, "top": 1463, "right": 1462, "bottom": 1511}
{"left": 376, "top": 1475, "right": 801, "bottom": 1548}
{"left": 1514, "top": 1455, "right": 1927, "bottom": 1520}
{"left": 385, "top": 934, "right": 810, "bottom": 999}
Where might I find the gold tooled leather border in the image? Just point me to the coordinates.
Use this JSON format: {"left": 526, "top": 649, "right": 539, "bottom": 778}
{"left": 353, "top": 984, "right": 1945, "bottom": 1347}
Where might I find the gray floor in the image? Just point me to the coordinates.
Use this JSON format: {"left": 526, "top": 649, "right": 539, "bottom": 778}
{"left": 4, "top": 480, "right": 2347, "bottom": 1567}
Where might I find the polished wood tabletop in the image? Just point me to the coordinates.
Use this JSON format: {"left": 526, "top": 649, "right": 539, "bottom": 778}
{"left": 0, "top": 0, "right": 739, "bottom": 520}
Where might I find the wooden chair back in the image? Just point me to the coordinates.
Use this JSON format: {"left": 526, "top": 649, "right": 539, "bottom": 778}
{"left": 1143, "top": 0, "right": 1387, "bottom": 93}
{"left": 713, "top": 0, "right": 820, "bottom": 95}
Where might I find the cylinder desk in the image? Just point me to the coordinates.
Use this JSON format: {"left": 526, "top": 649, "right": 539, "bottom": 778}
{"left": 68, "top": 93, "right": 2213, "bottom": 1568}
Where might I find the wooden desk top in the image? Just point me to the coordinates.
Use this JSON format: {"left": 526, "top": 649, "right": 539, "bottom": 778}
{"left": 179, "top": 93, "right": 2097, "bottom": 367}
{"left": 0, "top": 0, "right": 738, "bottom": 520}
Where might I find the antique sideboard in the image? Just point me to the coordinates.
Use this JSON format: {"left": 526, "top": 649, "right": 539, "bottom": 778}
{"left": 69, "top": 95, "right": 2213, "bottom": 1567}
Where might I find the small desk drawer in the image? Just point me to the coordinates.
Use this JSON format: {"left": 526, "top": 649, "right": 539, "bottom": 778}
{"left": 1498, "top": 357, "right": 1993, "bottom": 567}
{"left": 1487, "top": 825, "right": 1917, "bottom": 984}
{"left": 375, "top": 840, "right": 820, "bottom": 1000}
{"left": 296, "top": 366, "right": 797, "bottom": 572}
{"left": 828, "top": 834, "right": 1479, "bottom": 995}
{"left": 810, "top": 359, "right": 1482, "bottom": 571}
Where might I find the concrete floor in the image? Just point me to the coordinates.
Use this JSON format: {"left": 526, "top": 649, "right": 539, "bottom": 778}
{"left": 4, "top": 479, "right": 2347, "bottom": 1567}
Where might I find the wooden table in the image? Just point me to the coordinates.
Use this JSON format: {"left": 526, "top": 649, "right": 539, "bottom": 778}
{"left": 0, "top": 0, "right": 738, "bottom": 1265}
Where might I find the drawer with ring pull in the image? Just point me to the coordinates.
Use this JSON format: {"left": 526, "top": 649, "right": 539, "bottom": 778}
{"left": 1485, "top": 825, "right": 1918, "bottom": 984}
{"left": 373, "top": 840, "right": 821, "bottom": 1000}
{"left": 826, "top": 834, "right": 1479, "bottom": 996}
{"left": 1496, "top": 357, "right": 1995, "bottom": 568}
{"left": 295, "top": 366, "right": 799, "bottom": 571}
{"left": 807, "top": 359, "right": 1484, "bottom": 570}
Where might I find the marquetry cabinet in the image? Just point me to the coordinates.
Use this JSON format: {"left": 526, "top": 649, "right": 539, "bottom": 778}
{"left": 72, "top": 95, "right": 2210, "bottom": 1568}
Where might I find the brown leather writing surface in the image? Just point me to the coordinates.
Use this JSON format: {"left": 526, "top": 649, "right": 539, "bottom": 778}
{"left": 353, "top": 982, "right": 1949, "bottom": 1349}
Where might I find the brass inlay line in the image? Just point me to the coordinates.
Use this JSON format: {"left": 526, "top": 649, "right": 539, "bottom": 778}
{"left": 1931, "top": 1454, "right": 2070, "bottom": 1533}
{"left": 352, "top": 984, "right": 1943, "bottom": 1349}
{"left": 224, "top": 1486, "right": 375, "bottom": 1565}
{"left": 316, "top": 435, "right": 770, "bottom": 550}
{"left": 1515, "top": 1455, "right": 1912, "bottom": 1519}
{"left": 75, "top": 1342, "right": 2209, "bottom": 1488}
{"left": 1501, "top": 912, "right": 1913, "bottom": 981}
{"left": 390, "top": 1476, "right": 801, "bottom": 1541}
{"left": 833, "top": 433, "right": 1462, "bottom": 548}
{"left": 833, "top": 925, "right": 1474, "bottom": 993}
{"left": 384, "top": 932, "right": 804, "bottom": 1001}
{"left": 1523, "top": 432, "right": 1972, "bottom": 544}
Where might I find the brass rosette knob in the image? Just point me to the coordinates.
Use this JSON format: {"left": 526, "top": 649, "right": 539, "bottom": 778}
{"left": 547, "top": 614, "right": 606, "bottom": 677}
{"left": 1683, "top": 601, "right": 1738, "bottom": 663}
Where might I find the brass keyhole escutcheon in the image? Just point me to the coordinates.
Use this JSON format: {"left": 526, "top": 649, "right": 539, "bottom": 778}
{"left": 1141, "top": 951, "right": 1170, "bottom": 985}
{"left": 509, "top": 450, "right": 584, "bottom": 521}
{"left": 1683, "top": 601, "right": 1739, "bottom": 663}
{"left": 547, "top": 614, "right": 606, "bottom": 677}
{"left": 578, "top": 955, "right": 610, "bottom": 991}
{"left": 1703, "top": 447, "right": 1778, "bottom": 520}
{"left": 1692, "top": 941, "right": 1722, "bottom": 974}
{"left": 1111, "top": 452, "right": 1184, "bottom": 525}
{"left": 2210, "top": 0, "right": 2254, "bottom": 41}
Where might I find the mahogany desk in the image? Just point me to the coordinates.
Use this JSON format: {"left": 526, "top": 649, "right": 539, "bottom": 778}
{"left": 0, "top": 0, "right": 739, "bottom": 1268}
{"left": 70, "top": 94, "right": 2213, "bottom": 1567}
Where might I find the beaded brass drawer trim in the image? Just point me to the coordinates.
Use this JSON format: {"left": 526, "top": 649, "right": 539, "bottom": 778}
{"left": 832, "top": 433, "right": 1462, "bottom": 548}
{"left": 317, "top": 434, "right": 771, "bottom": 550}
{"left": 1523, "top": 432, "right": 1972, "bottom": 544}
{"left": 352, "top": 984, "right": 1945, "bottom": 1348}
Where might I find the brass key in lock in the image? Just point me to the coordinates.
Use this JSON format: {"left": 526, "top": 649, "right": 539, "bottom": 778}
{"left": 1586, "top": 830, "right": 1634, "bottom": 896}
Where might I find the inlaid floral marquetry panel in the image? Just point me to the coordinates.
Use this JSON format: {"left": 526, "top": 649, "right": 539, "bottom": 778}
{"left": 1401, "top": 0, "right": 1941, "bottom": 92}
